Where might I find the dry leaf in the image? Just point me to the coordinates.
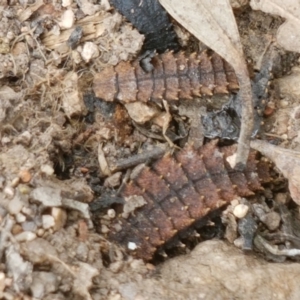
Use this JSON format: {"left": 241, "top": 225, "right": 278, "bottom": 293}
{"left": 159, "top": 0, "right": 254, "bottom": 168}
{"left": 251, "top": 140, "right": 300, "bottom": 205}
{"left": 250, "top": 0, "right": 300, "bottom": 53}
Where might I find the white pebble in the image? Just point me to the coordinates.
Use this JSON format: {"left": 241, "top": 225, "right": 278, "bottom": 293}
{"left": 101, "top": 224, "right": 109, "bottom": 234}
{"left": 4, "top": 186, "right": 14, "bottom": 198}
{"left": 42, "top": 215, "right": 55, "bottom": 230}
{"left": 233, "top": 204, "right": 249, "bottom": 219}
{"left": 40, "top": 164, "right": 54, "bottom": 176}
{"left": 230, "top": 199, "right": 240, "bottom": 208}
{"left": 1, "top": 136, "right": 11, "bottom": 144}
{"left": 37, "top": 228, "right": 45, "bottom": 237}
{"left": 15, "top": 231, "right": 37, "bottom": 242}
{"left": 107, "top": 209, "right": 116, "bottom": 219}
{"left": 81, "top": 42, "right": 100, "bottom": 62}
{"left": 59, "top": 9, "right": 75, "bottom": 29}
{"left": 233, "top": 237, "right": 244, "bottom": 248}
{"left": 21, "top": 206, "right": 32, "bottom": 216}
{"left": 62, "top": 0, "right": 72, "bottom": 7}
{"left": 15, "top": 213, "right": 26, "bottom": 223}
{"left": 128, "top": 242, "right": 137, "bottom": 250}
{"left": 226, "top": 153, "right": 236, "bottom": 169}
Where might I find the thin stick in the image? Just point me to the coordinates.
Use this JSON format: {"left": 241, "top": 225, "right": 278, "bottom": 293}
{"left": 234, "top": 65, "right": 254, "bottom": 170}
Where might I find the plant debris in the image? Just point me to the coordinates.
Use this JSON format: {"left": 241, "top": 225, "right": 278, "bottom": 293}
{"left": 0, "top": 1, "right": 300, "bottom": 298}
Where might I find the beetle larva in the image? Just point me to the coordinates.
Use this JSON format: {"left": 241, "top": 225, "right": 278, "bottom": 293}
{"left": 93, "top": 51, "right": 239, "bottom": 104}
{"left": 105, "top": 140, "right": 272, "bottom": 261}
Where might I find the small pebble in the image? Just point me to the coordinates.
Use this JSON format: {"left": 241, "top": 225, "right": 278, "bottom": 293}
{"left": 101, "top": 224, "right": 109, "bottom": 234}
{"left": 37, "top": 228, "right": 45, "bottom": 237}
{"left": 15, "top": 231, "right": 37, "bottom": 242}
{"left": 127, "top": 242, "right": 137, "bottom": 250}
{"left": 42, "top": 215, "right": 55, "bottom": 230}
{"left": 59, "top": 9, "right": 75, "bottom": 29}
{"left": 275, "top": 193, "right": 288, "bottom": 204}
{"left": 21, "top": 206, "right": 32, "bottom": 216}
{"left": 233, "top": 204, "right": 249, "bottom": 219}
{"left": 260, "top": 211, "right": 281, "bottom": 231}
{"left": 81, "top": 42, "right": 100, "bottom": 62}
{"left": 1, "top": 136, "right": 11, "bottom": 144}
{"left": 8, "top": 196, "right": 23, "bottom": 215}
{"left": 226, "top": 153, "right": 236, "bottom": 169}
{"left": 62, "top": 0, "right": 72, "bottom": 7}
{"left": 230, "top": 199, "right": 240, "bottom": 207}
{"left": 22, "top": 221, "right": 37, "bottom": 232}
{"left": 15, "top": 213, "right": 26, "bottom": 223}
{"left": 18, "top": 184, "right": 31, "bottom": 195}
{"left": 18, "top": 170, "right": 31, "bottom": 183}
{"left": 233, "top": 237, "right": 244, "bottom": 248}
{"left": 4, "top": 186, "right": 14, "bottom": 198}
{"left": 11, "top": 177, "right": 20, "bottom": 188}
{"left": 11, "top": 224, "right": 23, "bottom": 235}
{"left": 40, "top": 164, "right": 54, "bottom": 176}
{"left": 279, "top": 100, "right": 289, "bottom": 108}
{"left": 107, "top": 209, "right": 116, "bottom": 219}
{"left": 264, "top": 104, "right": 275, "bottom": 117}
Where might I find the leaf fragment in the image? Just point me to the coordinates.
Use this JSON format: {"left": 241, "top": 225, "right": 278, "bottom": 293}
{"left": 251, "top": 140, "right": 300, "bottom": 206}
{"left": 250, "top": 0, "right": 300, "bottom": 52}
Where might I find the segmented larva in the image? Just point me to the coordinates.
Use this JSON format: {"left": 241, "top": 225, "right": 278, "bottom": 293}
{"left": 105, "top": 140, "right": 271, "bottom": 261}
{"left": 93, "top": 51, "right": 239, "bottom": 104}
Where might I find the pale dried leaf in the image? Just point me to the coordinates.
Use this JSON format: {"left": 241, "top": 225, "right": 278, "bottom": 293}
{"left": 251, "top": 140, "right": 300, "bottom": 205}
{"left": 250, "top": 0, "right": 300, "bottom": 52}
{"left": 124, "top": 102, "right": 160, "bottom": 124}
{"left": 159, "top": 0, "right": 243, "bottom": 69}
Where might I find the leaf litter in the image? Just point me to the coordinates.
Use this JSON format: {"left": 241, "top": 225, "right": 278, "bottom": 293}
{"left": 0, "top": 0, "right": 300, "bottom": 299}
{"left": 250, "top": 0, "right": 300, "bottom": 53}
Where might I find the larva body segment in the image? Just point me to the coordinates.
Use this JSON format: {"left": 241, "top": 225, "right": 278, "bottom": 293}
{"left": 107, "top": 140, "right": 272, "bottom": 261}
{"left": 93, "top": 51, "right": 239, "bottom": 103}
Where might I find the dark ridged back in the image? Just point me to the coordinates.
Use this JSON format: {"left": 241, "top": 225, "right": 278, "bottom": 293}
{"left": 93, "top": 51, "right": 239, "bottom": 103}
{"left": 107, "top": 140, "right": 271, "bottom": 260}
